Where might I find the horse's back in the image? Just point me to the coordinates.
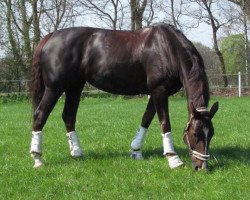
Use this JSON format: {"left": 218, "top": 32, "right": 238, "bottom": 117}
{"left": 38, "top": 24, "right": 197, "bottom": 95}
{"left": 40, "top": 27, "right": 151, "bottom": 94}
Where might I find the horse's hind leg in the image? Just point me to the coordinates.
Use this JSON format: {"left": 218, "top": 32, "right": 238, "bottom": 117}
{"left": 62, "top": 86, "right": 84, "bottom": 158}
{"left": 130, "top": 96, "right": 156, "bottom": 159}
{"left": 31, "top": 88, "right": 63, "bottom": 168}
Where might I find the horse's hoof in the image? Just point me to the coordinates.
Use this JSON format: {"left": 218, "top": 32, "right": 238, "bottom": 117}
{"left": 31, "top": 153, "right": 43, "bottom": 168}
{"left": 167, "top": 155, "right": 184, "bottom": 169}
{"left": 33, "top": 161, "right": 43, "bottom": 168}
{"left": 33, "top": 158, "right": 43, "bottom": 168}
{"left": 71, "top": 148, "right": 84, "bottom": 158}
{"left": 130, "top": 150, "right": 143, "bottom": 160}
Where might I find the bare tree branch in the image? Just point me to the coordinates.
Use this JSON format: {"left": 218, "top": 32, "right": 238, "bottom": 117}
{"left": 77, "top": 0, "right": 122, "bottom": 30}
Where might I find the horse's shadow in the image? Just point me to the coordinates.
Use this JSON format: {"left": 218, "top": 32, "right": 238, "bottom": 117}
{"left": 143, "top": 146, "right": 250, "bottom": 171}
{"left": 51, "top": 146, "right": 249, "bottom": 171}
{"left": 144, "top": 146, "right": 249, "bottom": 159}
{"left": 208, "top": 146, "right": 250, "bottom": 170}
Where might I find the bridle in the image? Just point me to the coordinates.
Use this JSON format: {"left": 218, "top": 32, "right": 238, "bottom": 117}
{"left": 183, "top": 107, "right": 210, "bottom": 161}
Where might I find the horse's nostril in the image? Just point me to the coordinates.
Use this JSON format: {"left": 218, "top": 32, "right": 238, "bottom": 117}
{"left": 195, "top": 166, "right": 202, "bottom": 171}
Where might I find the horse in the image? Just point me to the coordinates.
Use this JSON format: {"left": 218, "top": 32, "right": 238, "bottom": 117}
{"left": 30, "top": 22, "right": 219, "bottom": 171}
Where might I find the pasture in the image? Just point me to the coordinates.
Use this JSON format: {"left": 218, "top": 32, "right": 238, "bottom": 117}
{"left": 0, "top": 96, "right": 249, "bottom": 199}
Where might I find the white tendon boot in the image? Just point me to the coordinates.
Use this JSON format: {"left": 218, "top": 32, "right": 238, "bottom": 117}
{"left": 66, "top": 131, "right": 83, "bottom": 158}
{"left": 30, "top": 131, "right": 43, "bottom": 168}
{"left": 162, "top": 132, "right": 183, "bottom": 169}
{"left": 130, "top": 126, "right": 148, "bottom": 160}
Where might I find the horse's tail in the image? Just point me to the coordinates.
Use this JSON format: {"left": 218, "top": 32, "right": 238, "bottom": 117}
{"left": 31, "top": 33, "right": 53, "bottom": 110}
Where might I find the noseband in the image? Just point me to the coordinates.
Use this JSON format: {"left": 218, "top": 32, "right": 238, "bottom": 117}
{"left": 183, "top": 107, "right": 210, "bottom": 161}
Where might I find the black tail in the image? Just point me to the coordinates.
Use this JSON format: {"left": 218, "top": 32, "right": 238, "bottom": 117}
{"left": 31, "top": 33, "right": 53, "bottom": 110}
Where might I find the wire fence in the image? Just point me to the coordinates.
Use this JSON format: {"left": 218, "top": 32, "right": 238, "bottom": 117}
{"left": 0, "top": 73, "right": 250, "bottom": 97}
{"left": 207, "top": 72, "right": 250, "bottom": 96}
{"left": 0, "top": 79, "right": 31, "bottom": 95}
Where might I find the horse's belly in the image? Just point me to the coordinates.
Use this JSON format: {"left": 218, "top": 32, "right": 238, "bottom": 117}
{"left": 86, "top": 74, "right": 149, "bottom": 95}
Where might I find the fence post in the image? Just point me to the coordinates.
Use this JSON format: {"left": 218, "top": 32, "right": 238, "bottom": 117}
{"left": 238, "top": 72, "right": 241, "bottom": 97}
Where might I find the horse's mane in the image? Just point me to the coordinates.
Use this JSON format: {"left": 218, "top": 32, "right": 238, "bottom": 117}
{"left": 151, "top": 23, "right": 210, "bottom": 107}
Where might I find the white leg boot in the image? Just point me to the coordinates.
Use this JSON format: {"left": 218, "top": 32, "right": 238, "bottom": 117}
{"left": 130, "top": 126, "right": 148, "bottom": 160}
{"left": 66, "top": 131, "right": 84, "bottom": 158}
{"left": 162, "top": 132, "right": 183, "bottom": 169}
{"left": 30, "top": 131, "right": 43, "bottom": 168}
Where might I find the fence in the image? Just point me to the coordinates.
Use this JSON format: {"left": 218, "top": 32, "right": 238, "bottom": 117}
{"left": 207, "top": 72, "right": 250, "bottom": 96}
{"left": 0, "top": 79, "right": 31, "bottom": 95}
{"left": 0, "top": 73, "right": 250, "bottom": 97}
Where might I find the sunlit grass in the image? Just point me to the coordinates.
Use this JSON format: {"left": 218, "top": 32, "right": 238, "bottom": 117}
{"left": 0, "top": 96, "right": 249, "bottom": 199}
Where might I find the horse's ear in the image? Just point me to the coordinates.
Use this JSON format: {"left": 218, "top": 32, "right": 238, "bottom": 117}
{"left": 189, "top": 102, "right": 199, "bottom": 118}
{"left": 210, "top": 101, "right": 219, "bottom": 119}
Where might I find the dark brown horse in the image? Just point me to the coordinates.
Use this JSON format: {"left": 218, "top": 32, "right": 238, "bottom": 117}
{"left": 30, "top": 23, "right": 218, "bottom": 170}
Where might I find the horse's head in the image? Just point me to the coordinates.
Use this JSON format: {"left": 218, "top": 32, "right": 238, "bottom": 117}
{"left": 183, "top": 102, "right": 219, "bottom": 171}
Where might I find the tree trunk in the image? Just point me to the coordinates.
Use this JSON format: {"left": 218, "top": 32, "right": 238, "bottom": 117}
{"left": 4, "top": 0, "right": 23, "bottom": 66}
{"left": 32, "top": 0, "right": 41, "bottom": 47}
{"left": 229, "top": 0, "right": 249, "bottom": 86}
{"left": 243, "top": 0, "right": 249, "bottom": 86}
{"left": 214, "top": 46, "right": 228, "bottom": 87}
{"left": 130, "top": 0, "right": 147, "bottom": 30}
{"left": 20, "top": 0, "right": 32, "bottom": 67}
{"left": 170, "top": 0, "right": 178, "bottom": 28}
{"left": 203, "top": 0, "right": 228, "bottom": 87}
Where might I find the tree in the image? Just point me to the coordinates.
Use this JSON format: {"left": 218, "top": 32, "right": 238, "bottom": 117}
{"left": 194, "top": 42, "right": 221, "bottom": 87}
{"left": 32, "top": 0, "right": 41, "bottom": 46}
{"left": 40, "top": 0, "right": 77, "bottom": 33}
{"left": 130, "top": 0, "right": 148, "bottom": 30}
{"left": 228, "top": 0, "right": 250, "bottom": 17}
{"left": 221, "top": 34, "right": 249, "bottom": 74}
{"left": 191, "top": 0, "right": 239, "bottom": 87}
{"left": 77, "top": 0, "right": 125, "bottom": 30}
{"left": 3, "top": 0, "right": 26, "bottom": 81}
{"left": 228, "top": 0, "right": 249, "bottom": 85}
{"left": 162, "top": 0, "right": 200, "bottom": 31}
{"left": 194, "top": 42, "right": 220, "bottom": 74}
{"left": 0, "top": 0, "right": 79, "bottom": 80}
{"left": 143, "top": 0, "right": 155, "bottom": 26}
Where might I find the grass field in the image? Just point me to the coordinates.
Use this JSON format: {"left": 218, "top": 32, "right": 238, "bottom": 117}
{"left": 0, "top": 96, "right": 249, "bottom": 199}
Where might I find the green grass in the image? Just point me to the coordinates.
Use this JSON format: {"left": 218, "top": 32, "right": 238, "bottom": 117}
{"left": 0, "top": 96, "right": 249, "bottom": 199}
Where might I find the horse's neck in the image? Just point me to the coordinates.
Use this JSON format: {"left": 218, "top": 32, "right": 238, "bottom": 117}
{"left": 183, "top": 67, "right": 209, "bottom": 110}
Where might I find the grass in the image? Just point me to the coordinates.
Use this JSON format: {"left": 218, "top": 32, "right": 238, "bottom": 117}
{"left": 0, "top": 96, "right": 249, "bottom": 199}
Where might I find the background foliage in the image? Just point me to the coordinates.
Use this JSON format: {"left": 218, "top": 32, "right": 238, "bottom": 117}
{"left": 221, "top": 34, "right": 250, "bottom": 73}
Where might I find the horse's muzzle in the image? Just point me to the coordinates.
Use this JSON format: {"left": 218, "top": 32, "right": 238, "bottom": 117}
{"left": 192, "top": 160, "right": 207, "bottom": 171}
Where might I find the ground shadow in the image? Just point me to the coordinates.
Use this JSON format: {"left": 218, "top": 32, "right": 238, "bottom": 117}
{"left": 211, "top": 146, "right": 250, "bottom": 161}
{"left": 47, "top": 146, "right": 249, "bottom": 170}
{"left": 143, "top": 147, "right": 188, "bottom": 159}
{"left": 207, "top": 146, "right": 250, "bottom": 171}
{"left": 141, "top": 146, "right": 250, "bottom": 171}
{"left": 86, "top": 150, "right": 130, "bottom": 160}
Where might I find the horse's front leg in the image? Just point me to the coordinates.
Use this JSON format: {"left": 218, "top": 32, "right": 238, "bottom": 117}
{"left": 151, "top": 87, "right": 183, "bottom": 169}
{"left": 130, "top": 97, "right": 155, "bottom": 159}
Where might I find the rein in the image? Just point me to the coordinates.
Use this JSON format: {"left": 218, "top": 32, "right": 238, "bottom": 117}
{"left": 183, "top": 107, "right": 210, "bottom": 161}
